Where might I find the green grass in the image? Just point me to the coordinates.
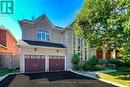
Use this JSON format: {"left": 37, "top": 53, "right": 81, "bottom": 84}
{"left": 98, "top": 72, "right": 130, "bottom": 86}
{"left": 0, "top": 68, "right": 16, "bottom": 76}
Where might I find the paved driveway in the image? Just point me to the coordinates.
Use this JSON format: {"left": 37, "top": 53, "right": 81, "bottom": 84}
{"left": 0, "top": 71, "right": 117, "bottom": 87}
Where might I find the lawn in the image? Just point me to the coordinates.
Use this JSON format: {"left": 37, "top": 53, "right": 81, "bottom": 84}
{"left": 98, "top": 72, "right": 130, "bottom": 87}
{"left": 0, "top": 68, "right": 16, "bottom": 76}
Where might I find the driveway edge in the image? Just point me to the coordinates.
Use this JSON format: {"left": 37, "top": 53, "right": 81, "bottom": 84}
{"left": 71, "top": 70, "right": 128, "bottom": 87}
{"left": 0, "top": 72, "right": 20, "bottom": 81}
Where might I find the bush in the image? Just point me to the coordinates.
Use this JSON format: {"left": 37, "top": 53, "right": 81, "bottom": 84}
{"left": 78, "top": 62, "right": 85, "bottom": 71}
{"left": 126, "top": 58, "right": 130, "bottom": 67}
{"left": 117, "top": 67, "right": 130, "bottom": 72}
{"left": 117, "top": 57, "right": 130, "bottom": 67}
{"left": 108, "top": 58, "right": 119, "bottom": 64}
{"left": 84, "top": 55, "right": 98, "bottom": 71}
{"left": 84, "top": 61, "right": 95, "bottom": 71}
{"left": 98, "top": 58, "right": 108, "bottom": 65}
{"left": 71, "top": 54, "right": 80, "bottom": 70}
{"left": 72, "top": 54, "right": 80, "bottom": 64}
{"left": 92, "top": 65, "right": 106, "bottom": 71}
{"left": 88, "top": 55, "right": 98, "bottom": 65}
{"left": 106, "top": 63, "right": 116, "bottom": 69}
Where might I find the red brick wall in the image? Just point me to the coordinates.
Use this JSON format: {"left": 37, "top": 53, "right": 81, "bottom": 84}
{"left": 0, "top": 30, "right": 19, "bottom": 55}
{"left": 6, "top": 31, "right": 19, "bottom": 55}
{"left": 0, "top": 30, "right": 6, "bottom": 46}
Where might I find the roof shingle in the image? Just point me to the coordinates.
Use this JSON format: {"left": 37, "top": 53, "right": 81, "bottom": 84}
{"left": 22, "top": 40, "right": 66, "bottom": 48}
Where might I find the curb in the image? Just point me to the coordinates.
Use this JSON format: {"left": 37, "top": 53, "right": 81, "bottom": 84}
{"left": 0, "top": 72, "right": 20, "bottom": 81}
{"left": 71, "top": 70, "right": 128, "bottom": 87}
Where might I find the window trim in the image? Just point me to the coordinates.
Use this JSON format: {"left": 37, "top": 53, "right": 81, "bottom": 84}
{"left": 36, "top": 30, "right": 50, "bottom": 41}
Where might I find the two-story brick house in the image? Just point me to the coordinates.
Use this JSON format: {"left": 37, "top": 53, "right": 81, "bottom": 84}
{"left": 18, "top": 14, "right": 119, "bottom": 73}
{"left": 0, "top": 26, "right": 19, "bottom": 69}
{"left": 18, "top": 15, "right": 68, "bottom": 73}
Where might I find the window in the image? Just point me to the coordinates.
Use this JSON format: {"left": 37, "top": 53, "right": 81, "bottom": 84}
{"left": 85, "top": 48, "right": 87, "bottom": 60}
{"left": 37, "top": 30, "right": 50, "bottom": 41}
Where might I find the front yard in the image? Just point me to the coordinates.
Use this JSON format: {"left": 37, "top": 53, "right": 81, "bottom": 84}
{"left": 98, "top": 72, "right": 130, "bottom": 87}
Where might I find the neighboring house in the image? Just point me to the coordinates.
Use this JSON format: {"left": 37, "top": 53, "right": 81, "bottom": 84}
{"left": 0, "top": 26, "right": 19, "bottom": 69}
{"left": 18, "top": 14, "right": 119, "bottom": 73}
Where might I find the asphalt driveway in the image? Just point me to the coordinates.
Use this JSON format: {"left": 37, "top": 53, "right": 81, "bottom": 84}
{"left": 0, "top": 71, "right": 117, "bottom": 87}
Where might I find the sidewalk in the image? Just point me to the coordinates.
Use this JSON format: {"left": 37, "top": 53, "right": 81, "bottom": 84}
{"left": 71, "top": 69, "right": 128, "bottom": 87}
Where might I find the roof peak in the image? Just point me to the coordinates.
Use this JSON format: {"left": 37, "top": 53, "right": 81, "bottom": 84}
{"left": 19, "top": 14, "right": 64, "bottom": 30}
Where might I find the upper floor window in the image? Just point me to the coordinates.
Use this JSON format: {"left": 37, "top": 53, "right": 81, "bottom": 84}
{"left": 37, "top": 30, "right": 50, "bottom": 41}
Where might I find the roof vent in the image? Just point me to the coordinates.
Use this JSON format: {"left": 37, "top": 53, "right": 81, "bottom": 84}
{"left": 0, "top": 25, "right": 6, "bottom": 29}
{"left": 32, "top": 16, "right": 35, "bottom": 21}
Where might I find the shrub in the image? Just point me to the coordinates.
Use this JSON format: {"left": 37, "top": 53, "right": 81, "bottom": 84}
{"left": 126, "top": 58, "right": 130, "bottom": 67}
{"left": 71, "top": 54, "right": 80, "bottom": 70}
{"left": 117, "top": 57, "right": 130, "bottom": 67}
{"left": 88, "top": 55, "right": 98, "bottom": 65}
{"left": 92, "top": 65, "right": 106, "bottom": 71}
{"left": 72, "top": 54, "right": 80, "bottom": 64}
{"left": 98, "top": 58, "right": 108, "bottom": 65}
{"left": 117, "top": 67, "right": 130, "bottom": 72}
{"left": 106, "top": 63, "right": 116, "bottom": 69}
{"left": 84, "top": 61, "right": 95, "bottom": 71}
{"left": 78, "top": 62, "right": 85, "bottom": 71}
{"left": 84, "top": 55, "right": 98, "bottom": 71}
{"left": 108, "top": 58, "right": 119, "bottom": 64}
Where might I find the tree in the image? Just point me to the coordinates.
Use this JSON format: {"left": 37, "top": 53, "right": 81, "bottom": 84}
{"left": 74, "top": 0, "right": 130, "bottom": 57}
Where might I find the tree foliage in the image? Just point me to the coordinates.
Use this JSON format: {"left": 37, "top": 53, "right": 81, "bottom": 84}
{"left": 74, "top": 0, "right": 130, "bottom": 53}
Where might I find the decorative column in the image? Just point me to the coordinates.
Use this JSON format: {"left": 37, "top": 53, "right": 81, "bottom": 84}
{"left": 113, "top": 49, "right": 116, "bottom": 58}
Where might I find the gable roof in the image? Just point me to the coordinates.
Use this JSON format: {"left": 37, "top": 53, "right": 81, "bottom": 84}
{"left": 0, "top": 25, "right": 17, "bottom": 42}
{"left": 18, "top": 14, "right": 64, "bottom": 30}
{"left": 62, "top": 20, "right": 75, "bottom": 33}
{"left": 18, "top": 40, "right": 66, "bottom": 49}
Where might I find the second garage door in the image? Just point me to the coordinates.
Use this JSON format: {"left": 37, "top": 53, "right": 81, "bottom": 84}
{"left": 25, "top": 55, "right": 45, "bottom": 73}
{"left": 49, "top": 55, "right": 65, "bottom": 71}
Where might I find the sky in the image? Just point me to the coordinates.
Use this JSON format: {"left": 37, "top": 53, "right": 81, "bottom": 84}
{"left": 0, "top": 0, "right": 84, "bottom": 40}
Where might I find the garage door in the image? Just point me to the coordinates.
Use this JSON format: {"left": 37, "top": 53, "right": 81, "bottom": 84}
{"left": 25, "top": 55, "right": 45, "bottom": 73}
{"left": 49, "top": 55, "right": 65, "bottom": 71}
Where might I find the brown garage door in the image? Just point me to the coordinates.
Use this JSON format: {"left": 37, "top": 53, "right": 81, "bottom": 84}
{"left": 25, "top": 55, "right": 45, "bottom": 73}
{"left": 49, "top": 55, "right": 65, "bottom": 71}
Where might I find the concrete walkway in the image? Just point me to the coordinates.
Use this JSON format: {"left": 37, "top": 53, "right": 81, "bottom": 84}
{"left": 71, "top": 69, "right": 128, "bottom": 87}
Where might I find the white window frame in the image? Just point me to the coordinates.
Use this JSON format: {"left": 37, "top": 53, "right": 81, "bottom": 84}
{"left": 37, "top": 30, "right": 50, "bottom": 41}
